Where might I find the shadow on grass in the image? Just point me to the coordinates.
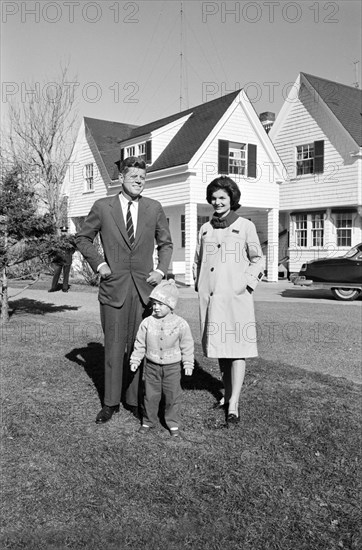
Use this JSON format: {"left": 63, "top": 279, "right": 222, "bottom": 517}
{"left": 181, "top": 359, "right": 223, "bottom": 402}
{"left": 64, "top": 350, "right": 224, "bottom": 412}
{"left": 65, "top": 342, "right": 105, "bottom": 404}
{"left": 9, "top": 298, "right": 79, "bottom": 317}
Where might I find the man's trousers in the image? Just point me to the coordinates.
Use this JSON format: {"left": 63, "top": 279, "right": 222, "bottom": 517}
{"left": 50, "top": 263, "right": 71, "bottom": 291}
{"left": 100, "top": 280, "right": 150, "bottom": 407}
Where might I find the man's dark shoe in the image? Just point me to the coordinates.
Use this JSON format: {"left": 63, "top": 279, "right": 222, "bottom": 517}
{"left": 48, "top": 289, "right": 57, "bottom": 293}
{"left": 95, "top": 405, "right": 119, "bottom": 424}
{"left": 62, "top": 288, "right": 69, "bottom": 293}
{"left": 124, "top": 404, "right": 141, "bottom": 419}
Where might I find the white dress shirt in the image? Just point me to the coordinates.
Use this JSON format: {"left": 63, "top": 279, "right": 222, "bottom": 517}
{"left": 97, "top": 193, "right": 164, "bottom": 276}
{"left": 118, "top": 192, "right": 139, "bottom": 234}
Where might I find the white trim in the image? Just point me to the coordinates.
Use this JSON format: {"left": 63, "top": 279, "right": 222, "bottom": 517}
{"left": 120, "top": 113, "right": 192, "bottom": 148}
{"left": 146, "top": 164, "right": 197, "bottom": 181}
{"left": 269, "top": 74, "right": 301, "bottom": 141}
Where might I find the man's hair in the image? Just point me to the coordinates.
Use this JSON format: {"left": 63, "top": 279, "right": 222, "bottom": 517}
{"left": 206, "top": 176, "right": 241, "bottom": 211}
{"left": 117, "top": 156, "right": 146, "bottom": 175}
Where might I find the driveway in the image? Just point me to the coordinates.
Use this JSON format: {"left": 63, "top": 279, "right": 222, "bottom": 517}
{"left": 7, "top": 279, "right": 362, "bottom": 313}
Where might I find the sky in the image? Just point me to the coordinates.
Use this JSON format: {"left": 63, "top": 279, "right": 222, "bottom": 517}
{"left": 1, "top": 0, "right": 361, "bottom": 128}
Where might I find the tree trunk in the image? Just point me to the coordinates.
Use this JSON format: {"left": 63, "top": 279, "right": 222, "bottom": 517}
{"left": 1, "top": 267, "right": 9, "bottom": 323}
{"left": 1, "top": 221, "right": 9, "bottom": 323}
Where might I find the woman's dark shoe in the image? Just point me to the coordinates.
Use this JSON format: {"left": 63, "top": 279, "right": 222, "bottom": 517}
{"left": 227, "top": 404, "right": 240, "bottom": 424}
{"left": 227, "top": 413, "right": 240, "bottom": 424}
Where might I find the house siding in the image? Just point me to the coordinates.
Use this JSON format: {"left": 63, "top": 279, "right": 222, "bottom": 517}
{"left": 68, "top": 124, "right": 111, "bottom": 219}
{"left": 67, "top": 95, "right": 283, "bottom": 282}
{"left": 274, "top": 83, "right": 360, "bottom": 210}
{"left": 271, "top": 80, "right": 362, "bottom": 272}
{"left": 190, "top": 103, "right": 280, "bottom": 210}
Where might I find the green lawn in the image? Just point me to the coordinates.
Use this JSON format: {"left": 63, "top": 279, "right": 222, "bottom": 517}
{"left": 1, "top": 293, "right": 361, "bottom": 549}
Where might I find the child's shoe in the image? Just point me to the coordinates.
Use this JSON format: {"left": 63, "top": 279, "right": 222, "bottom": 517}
{"left": 170, "top": 427, "right": 180, "bottom": 438}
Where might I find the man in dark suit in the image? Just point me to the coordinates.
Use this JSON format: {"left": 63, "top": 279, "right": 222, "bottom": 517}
{"left": 48, "top": 247, "right": 74, "bottom": 293}
{"left": 75, "top": 156, "right": 173, "bottom": 424}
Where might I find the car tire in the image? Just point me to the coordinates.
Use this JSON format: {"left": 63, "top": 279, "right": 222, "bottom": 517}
{"left": 331, "top": 288, "right": 361, "bottom": 301}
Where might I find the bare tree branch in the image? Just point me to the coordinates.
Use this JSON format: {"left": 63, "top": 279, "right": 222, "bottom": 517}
{"left": 4, "top": 64, "right": 79, "bottom": 228}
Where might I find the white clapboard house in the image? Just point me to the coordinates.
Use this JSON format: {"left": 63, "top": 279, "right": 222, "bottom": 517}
{"left": 64, "top": 90, "right": 285, "bottom": 284}
{"left": 269, "top": 72, "right": 362, "bottom": 273}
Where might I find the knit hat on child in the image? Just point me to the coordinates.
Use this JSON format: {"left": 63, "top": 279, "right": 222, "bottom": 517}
{"left": 149, "top": 279, "right": 179, "bottom": 310}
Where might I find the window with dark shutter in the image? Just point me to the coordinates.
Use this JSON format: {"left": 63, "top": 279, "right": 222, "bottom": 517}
{"left": 146, "top": 140, "right": 152, "bottom": 164}
{"left": 120, "top": 148, "right": 124, "bottom": 162}
{"left": 218, "top": 140, "right": 229, "bottom": 174}
{"left": 314, "top": 140, "right": 324, "bottom": 173}
{"left": 247, "top": 144, "right": 257, "bottom": 178}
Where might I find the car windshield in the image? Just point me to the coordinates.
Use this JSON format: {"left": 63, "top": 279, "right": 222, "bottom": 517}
{"left": 344, "top": 247, "right": 358, "bottom": 258}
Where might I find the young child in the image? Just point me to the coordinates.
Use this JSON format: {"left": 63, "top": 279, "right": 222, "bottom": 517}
{"left": 130, "top": 279, "right": 194, "bottom": 437}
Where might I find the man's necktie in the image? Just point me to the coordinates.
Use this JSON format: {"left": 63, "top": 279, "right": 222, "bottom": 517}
{"left": 126, "top": 201, "right": 135, "bottom": 246}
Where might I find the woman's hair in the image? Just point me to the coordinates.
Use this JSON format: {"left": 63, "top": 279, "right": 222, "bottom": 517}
{"left": 206, "top": 176, "right": 241, "bottom": 211}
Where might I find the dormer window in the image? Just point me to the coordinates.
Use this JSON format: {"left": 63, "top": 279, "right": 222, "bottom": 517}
{"left": 120, "top": 140, "right": 152, "bottom": 165}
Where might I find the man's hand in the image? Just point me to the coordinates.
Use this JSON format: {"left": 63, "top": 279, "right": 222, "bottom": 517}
{"left": 184, "top": 368, "right": 193, "bottom": 376}
{"left": 130, "top": 363, "right": 138, "bottom": 372}
{"left": 98, "top": 264, "right": 112, "bottom": 279}
{"left": 147, "top": 270, "right": 163, "bottom": 286}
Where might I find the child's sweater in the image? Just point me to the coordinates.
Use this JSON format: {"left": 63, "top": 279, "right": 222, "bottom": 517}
{"left": 130, "top": 313, "right": 194, "bottom": 368}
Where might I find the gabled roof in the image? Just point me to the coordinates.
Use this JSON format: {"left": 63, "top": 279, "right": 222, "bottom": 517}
{"left": 126, "top": 91, "right": 240, "bottom": 172}
{"left": 84, "top": 117, "right": 137, "bottom": 180}
{"left": 302, "top": 73, "right": 362, "bottom": 146}
{"left": 83, "top": 91, "right": 246, "bottom": 177}
{"left": 270, "top": 73, "right": 362, "bottom": 147}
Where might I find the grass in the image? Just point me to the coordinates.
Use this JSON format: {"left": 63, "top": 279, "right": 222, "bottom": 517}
{"left": 1, "top": 290, "right": 361, "bottom": 549}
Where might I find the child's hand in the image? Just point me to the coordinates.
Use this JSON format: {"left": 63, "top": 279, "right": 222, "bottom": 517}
{"left": 130, "top": 363, "right": 138, "bottom": 372}
{"left": 184, "top": 368, "right": 193, "bottom": 376}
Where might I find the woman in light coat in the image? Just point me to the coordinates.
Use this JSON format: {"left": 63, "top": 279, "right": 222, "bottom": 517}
{"left": 193, "top": 176, "right": 264, "bottom": 423}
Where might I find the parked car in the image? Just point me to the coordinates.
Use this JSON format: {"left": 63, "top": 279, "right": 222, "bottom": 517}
{"left": 293, "top": 243, "right": 362, "bottom": 301}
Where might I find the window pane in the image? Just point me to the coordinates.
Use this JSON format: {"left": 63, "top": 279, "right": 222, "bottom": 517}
{"left": 311, "top": 213, "right": 324, "bottom": 247}
{"left": 295, "top": 214, "right": 307, "bottom": 247}
{"left": 296, "top": 144, "right": 314, "bottom": 175}
{"left": 181, "top": 214, "right": 185, "bottom": 248}
{"left": 85, "top": 163, "right": 94, "bottom": 191}
{"left": 336, "top": 213, "right": 352, "bottom": 247}
{"left": 229, "top": 142, "right": 246, "bottom": 175}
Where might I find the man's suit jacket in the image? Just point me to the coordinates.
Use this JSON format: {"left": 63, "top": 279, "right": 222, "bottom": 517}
{"left": 75, "top": 194, "right": 173, "bottom": 307}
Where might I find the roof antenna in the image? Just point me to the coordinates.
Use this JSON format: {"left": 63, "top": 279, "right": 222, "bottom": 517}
{"left": 353, "top": 60, "right": 360, "bottom": 88}
{"left": 179, "top": 2, "right": 183, "bottom": 111}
